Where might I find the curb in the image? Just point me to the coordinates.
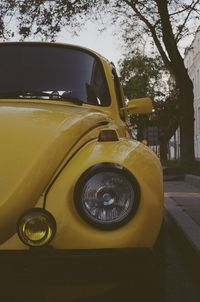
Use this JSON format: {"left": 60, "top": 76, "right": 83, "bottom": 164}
{"left": 163, "top": 174, "right": 185, "bottom": 181}
{"left": 163, "top": 173, "right": 200, "bottom": 186}
{"left": 164, "top": 197, "right": 200, "bottom": 259}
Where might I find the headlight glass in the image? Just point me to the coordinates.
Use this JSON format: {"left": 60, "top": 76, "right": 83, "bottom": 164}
{"left": 75, "top": 164, "right": 140, "bottom": 228}
{"left": 17, "top": 208, "right": 56, "bottom": 247}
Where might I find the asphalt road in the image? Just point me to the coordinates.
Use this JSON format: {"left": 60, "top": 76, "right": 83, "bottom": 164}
{"left": 83, "top": 217, "right": 200, "bottom": 302}
{"left": 163, "top": 218, "right": 200, "bottom": 302}
{"left": 1, "top": 215, "right": 200, "bottom": 302}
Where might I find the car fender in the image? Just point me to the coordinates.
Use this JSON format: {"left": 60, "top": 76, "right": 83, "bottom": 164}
{"left": 45, "top": 138, "right": 163, "bottom": 250}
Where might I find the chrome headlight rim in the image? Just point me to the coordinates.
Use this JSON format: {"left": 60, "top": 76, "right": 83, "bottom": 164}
{"left": 17, "top": 208, "right": 57, "bottom": 248}
{"left": 74, "top": 163, "right": 140, "bottom": 230}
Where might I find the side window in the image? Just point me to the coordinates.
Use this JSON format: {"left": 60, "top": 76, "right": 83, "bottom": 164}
{"left": 87, "top": 60, "right": 111, "bottom": 106}
{"left": 112, "top": 68, "right": 125, "bottom": 121}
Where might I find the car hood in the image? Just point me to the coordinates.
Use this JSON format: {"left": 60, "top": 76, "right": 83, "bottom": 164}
{"left": 0, "top": 101, "right": 108, "bottom": 242}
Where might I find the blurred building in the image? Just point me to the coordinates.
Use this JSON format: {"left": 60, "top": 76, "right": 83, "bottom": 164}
{"left": 184, "top": 26, "right": 200, "bottom": 159}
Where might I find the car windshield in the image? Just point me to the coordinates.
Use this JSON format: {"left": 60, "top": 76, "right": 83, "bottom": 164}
{"left": 0, "top": 44, "right": 111, "bottom": 106}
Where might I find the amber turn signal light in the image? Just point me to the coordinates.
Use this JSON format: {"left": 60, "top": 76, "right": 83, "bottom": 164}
{"left": 98, "top": 129, "right": 119, "bottom": 142}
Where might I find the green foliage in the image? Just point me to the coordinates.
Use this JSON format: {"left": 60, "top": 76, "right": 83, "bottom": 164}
{"left": 119, "top": 53, "right": 167, "bottom": 100}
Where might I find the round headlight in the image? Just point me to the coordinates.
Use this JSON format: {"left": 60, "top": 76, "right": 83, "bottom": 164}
{"left": 74, "top": 164, "right": 140, "bottom": 229}
{"left": 17, "top": 208, "right": 56, "bottom": 247}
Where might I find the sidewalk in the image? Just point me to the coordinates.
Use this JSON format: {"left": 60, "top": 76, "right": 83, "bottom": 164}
{"left": 164, "top": 175, "right": 200, "bottom": 256}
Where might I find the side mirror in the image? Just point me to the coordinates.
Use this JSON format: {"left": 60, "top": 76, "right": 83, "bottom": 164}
{"left": 120, "top": 97, "right": 152, "bottom": 115}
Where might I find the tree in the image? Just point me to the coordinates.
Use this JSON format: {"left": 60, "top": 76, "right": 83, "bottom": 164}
{"left": 119, "top": 52, "right": 179, "bottom": 161}
{"left": 119, "top": 52, "right": 167, "bottom": 100}
{"left": 155, "top": 91, "right": 179, "bottom": 161}
{"left": 1, "top": 0, "right": 199, "bottom": 163}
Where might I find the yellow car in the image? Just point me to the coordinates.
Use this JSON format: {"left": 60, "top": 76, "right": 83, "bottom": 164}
{"left": 0, "top": 42, "right": 163, "bottom": 301}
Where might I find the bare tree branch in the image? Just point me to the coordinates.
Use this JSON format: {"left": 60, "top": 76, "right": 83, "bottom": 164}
{"left": 175, "top": 0, "right": 200, "bottom": 42}
{"left": 169, "top": 4, "right": 194, "bottom": 17}
{"left": 123, "top": 0, "right": 173, "bottom": 72}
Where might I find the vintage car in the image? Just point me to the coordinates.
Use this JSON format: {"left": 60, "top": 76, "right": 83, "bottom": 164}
{"left": 0, "top": 42, "right": 163, "bottom": 301}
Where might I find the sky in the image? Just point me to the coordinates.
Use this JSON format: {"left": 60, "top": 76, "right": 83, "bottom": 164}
{"left": 7, "top": 17, "right": 125, "bottom": 69}
{"left": 56, "top": 19, "right": 195, "bottom": 67}
{"left": 56, "top": 21, "right": 124, "bottom": 68}
{"left": 8, "top": 13, "right": 196, "bottom": 68}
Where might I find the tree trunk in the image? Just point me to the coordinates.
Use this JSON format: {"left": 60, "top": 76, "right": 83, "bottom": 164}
{"left": 155, "top": 0, "right": 195, "bottom": 164}
{"left": 159, "top": 139, "right": 168, "bottom": 162}
{"left": 179, "top": 78, "right": 195, "bottom": 164}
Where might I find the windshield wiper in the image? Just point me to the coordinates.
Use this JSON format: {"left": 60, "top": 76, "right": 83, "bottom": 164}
{"left": 0, "top": 90, "right": 83, "bottom": 105}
